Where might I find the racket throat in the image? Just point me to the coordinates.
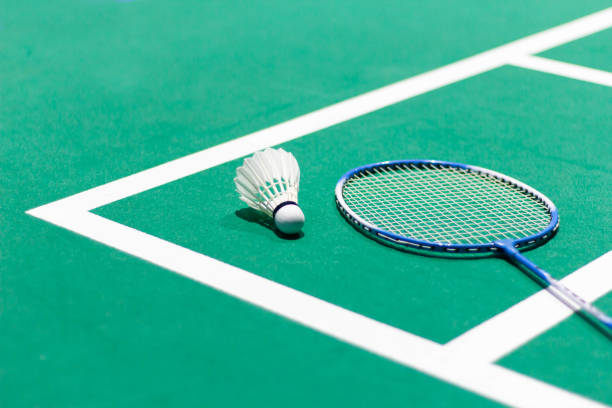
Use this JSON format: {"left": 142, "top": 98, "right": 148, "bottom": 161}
{"left": 494, "top": 240, "right": 551, "bottom": 284}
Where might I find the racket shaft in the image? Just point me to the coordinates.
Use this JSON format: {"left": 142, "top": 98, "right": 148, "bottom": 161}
{"left": 546, "top": 276, "right": 612, "bottom": 328}
{"left": 496, "top": 240, "right": 612, "bottom": 330}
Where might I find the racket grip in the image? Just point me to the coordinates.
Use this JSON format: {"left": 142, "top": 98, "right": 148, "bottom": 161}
{"left": 495, "top": 240, "right": 612, "bottom": 331}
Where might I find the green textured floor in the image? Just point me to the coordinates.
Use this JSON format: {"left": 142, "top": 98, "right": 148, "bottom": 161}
{"left": 2, "top": 1, "right": 611, "bottom": 406}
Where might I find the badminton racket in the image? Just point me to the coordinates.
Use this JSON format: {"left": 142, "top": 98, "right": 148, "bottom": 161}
{"left": 335, "top": 160, "right": 612, "bottom": 333}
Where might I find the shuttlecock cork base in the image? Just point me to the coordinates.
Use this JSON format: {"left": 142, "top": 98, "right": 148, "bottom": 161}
{"left": 234, "top": 148, "right": 305, "bottom": 235}
{"left": 272, "top": 201, "right": 305, "bottom": 235}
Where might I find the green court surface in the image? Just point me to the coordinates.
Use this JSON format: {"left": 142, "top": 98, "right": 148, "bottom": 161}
{"left": 2, "top": 2, "right": 612, "bottom": 407}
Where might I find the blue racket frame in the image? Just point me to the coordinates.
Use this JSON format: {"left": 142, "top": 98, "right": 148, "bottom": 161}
{"left": 335, "top": 160, "right": 612, "bottom": 332}
{"left": 335, "top": 159, "right": 559, "bottom": 253}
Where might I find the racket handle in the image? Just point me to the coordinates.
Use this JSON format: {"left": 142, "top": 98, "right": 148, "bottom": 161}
{"left": 495, "top": 240, "right": 612, "bottom": 331}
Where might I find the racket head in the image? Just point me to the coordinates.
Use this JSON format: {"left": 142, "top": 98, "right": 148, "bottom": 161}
{"left": 335, "top": 160, "right": 559, "bottom": 254}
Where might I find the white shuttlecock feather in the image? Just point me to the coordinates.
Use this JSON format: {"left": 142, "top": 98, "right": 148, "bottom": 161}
{"left": 234, "top": 148, "right": 305, "bottom": 235}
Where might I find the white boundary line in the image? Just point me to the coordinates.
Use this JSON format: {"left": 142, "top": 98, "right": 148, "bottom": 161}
{"left": 26, "top": 7, "right": 612, "bottom": 408}
{"left": 510, "top": 54, "right": 612, "bottom": 87}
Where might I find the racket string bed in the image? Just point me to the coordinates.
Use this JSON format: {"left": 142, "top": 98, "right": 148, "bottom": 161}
{"left": 342, "top": 163, "right": 551, "bottom": 245}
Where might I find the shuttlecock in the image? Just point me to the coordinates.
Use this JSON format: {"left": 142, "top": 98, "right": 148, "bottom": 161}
{"left": 234, "top": 148, "right": 305, "bottom": 235}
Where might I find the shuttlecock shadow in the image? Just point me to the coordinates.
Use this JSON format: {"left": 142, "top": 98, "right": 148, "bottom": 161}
{"left": 235, "top": 208, "right": 304, "bottom": 240}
